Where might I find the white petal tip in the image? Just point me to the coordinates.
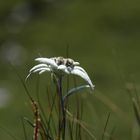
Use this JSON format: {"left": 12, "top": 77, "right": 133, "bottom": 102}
{"left": 74, "top": 62, "right": 80, "bottom": 65}
{"left": 91, "top": 85, "right": 95, "bottom": 91}
{"left": 25, "top": 73, "right": 31, "bottom": 81}
{"left": 39, "top": 70, "right": 47, "bottom": 74}
{"left": 35, "top": 58, "right": 44, "bottom": 62}
{"left": 35, "top": 57, "right": 57, "bottom": 68}
{"left": 86, "top": 84, "right": 95, "bottom": 93}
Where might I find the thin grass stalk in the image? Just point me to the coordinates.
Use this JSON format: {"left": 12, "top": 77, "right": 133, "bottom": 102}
{"left": 66, "top": 109, "right": 96, "bottom": 140}
{"left": 132, "top": 98, "right": 140, "bottom": 127}
{"left": 23, "top": 117, "right": 34, "bottom": 128}
{"left": 78, "top": 115, "right": 82, "bottom": 140}
{"left": 21, "top": 117, "right": 27, "bottom": 140}
{"left": 47, "top": 92, "right": 57, "bottom": 137}
{"left": 39, "top": 122, "right": 53, "bottom": 140}
{"left": 135, "top": 92, "right": 140, "bottom": 107}
{"left": 45, "top": 84, "right": 58, "bottom": 137}
{"left": 0, "top": 126, "right": 19, "bottom": 140}
{"left": 13, "top": 66, "right": 41, "bottom": 140}
{"left": 39, "top": 82, "right": 58, "bottom": 138}
{"left": 129, "top": 76, "right": 140, "bottom": 106}
{"left": 35, "top": 78, "right": 50, "bottom": 137}
{"left": 75, "top": 96, "right": 83, "bottom": 140}
{"left": 79, "top": 101, "right": 83, "bottom": 140}
{"left": 67, "top": 104, "right": 74, "bottom": 140}
{"left": 75, "top": 96, "right": 80, "bottom": 140}
{"left": 102, "top": 112, "right": 111, "bottom": 140}
{"left": 68, "top": 118, "right": 74, "bottom": 140}
{"left": 109, "top": 126, "right": 116, "bottom": 140}
{"left": 39, "top": 115, "right": 49, "bottom": 138}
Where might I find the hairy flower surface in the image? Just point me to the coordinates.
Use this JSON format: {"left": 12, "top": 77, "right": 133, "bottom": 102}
{"left": 27, "top": 57, "right": 94, "bottom": 90}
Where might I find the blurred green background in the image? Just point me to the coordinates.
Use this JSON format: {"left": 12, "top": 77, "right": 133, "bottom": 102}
{"left": 0, "top": 0, "right": 140, "bottom": 139}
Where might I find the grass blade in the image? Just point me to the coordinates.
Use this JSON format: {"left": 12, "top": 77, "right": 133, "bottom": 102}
{"left": 21, "top": 117, "right": 27, "bottom": 140}
{"left": 0, "top": 126, "right": 19, "bottom": 140}
{"left": 102, "top": 112, "right": 111, "bottom": 140}
{"left": 132, "top": 98, "right": 140, "bottom": 127}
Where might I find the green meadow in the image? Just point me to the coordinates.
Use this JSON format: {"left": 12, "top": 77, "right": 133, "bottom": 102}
{"left": 0, "top": 0, "right": 140, "bottom": 139}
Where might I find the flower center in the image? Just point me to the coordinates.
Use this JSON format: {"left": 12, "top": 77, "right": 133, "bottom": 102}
{"left": 66, "top": 59, "right": 74, "bottom": 68}
{"left": 52, "top": 57, "right": 75, "bottom": 68}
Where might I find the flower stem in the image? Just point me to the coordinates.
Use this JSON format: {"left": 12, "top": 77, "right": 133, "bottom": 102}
{"left": 57, "top": 76, "right": 66, "bottom": 140}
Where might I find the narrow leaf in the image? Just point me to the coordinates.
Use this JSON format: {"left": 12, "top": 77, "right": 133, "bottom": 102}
{"left": 63, "top": 85, "right": 91, "bottom": 101}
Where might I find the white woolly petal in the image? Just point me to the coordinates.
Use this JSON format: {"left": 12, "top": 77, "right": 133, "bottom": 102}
{"left": 35, "top": 58, "right": 57, "bottom": 68}
{"left": 74, "top": 66, "right": 88, "bottom": 74}
{"left": 39, "top": 70, "right": 48, "bottom": 74}
{"left": 57, "top": 65, "right": 67, "bottom": 70}
{"left": 33, "top": 67, "right": 50, "bottom": 73}
{"left": 73, "top": 62, "right": 80, "bottom": 65}
{"left": 71, "top": 67, "right": 94, "bottom": 90}
{"left": 26, "top": 67, "right": 50, "bottom": 81}
{"left": 30, "top": 64, "right": 48, "bottom": 72}
{"left": 57, "top": 65, "right": 71, "bottom": 74}
{"left": 64, "top": 69, "right": 70, "bottom": 74}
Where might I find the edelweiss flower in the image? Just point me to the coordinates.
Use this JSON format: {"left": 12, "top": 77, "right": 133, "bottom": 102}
{"left": 27, "top": 57, "right": 94, "bottom": 90}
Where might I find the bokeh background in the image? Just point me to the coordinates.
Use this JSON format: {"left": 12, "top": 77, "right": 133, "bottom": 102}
{"left": 0, "top": 0, "right": 140, "bottom": 139}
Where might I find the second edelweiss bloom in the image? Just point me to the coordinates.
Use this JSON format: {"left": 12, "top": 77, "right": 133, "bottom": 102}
{"left": 28, "top": 56, "right": 95, "bottom": 90}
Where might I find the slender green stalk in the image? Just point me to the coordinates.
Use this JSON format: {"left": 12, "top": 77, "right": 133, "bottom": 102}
{"left": 0, "top": 126, "right": 19, "bottom": 140}
{"left": 21, "top": 117, "right": 27, "bottom": 140}
{"left": 56, "top": 76, "right": 66, "bottom": 140}
{"left": 102, "top": 112, "right": 111, "bottom": 140}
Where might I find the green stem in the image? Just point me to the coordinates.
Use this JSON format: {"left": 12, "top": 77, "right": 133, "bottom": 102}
{"left": 57, "top": 76, "right": 66, "bottom": 140}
